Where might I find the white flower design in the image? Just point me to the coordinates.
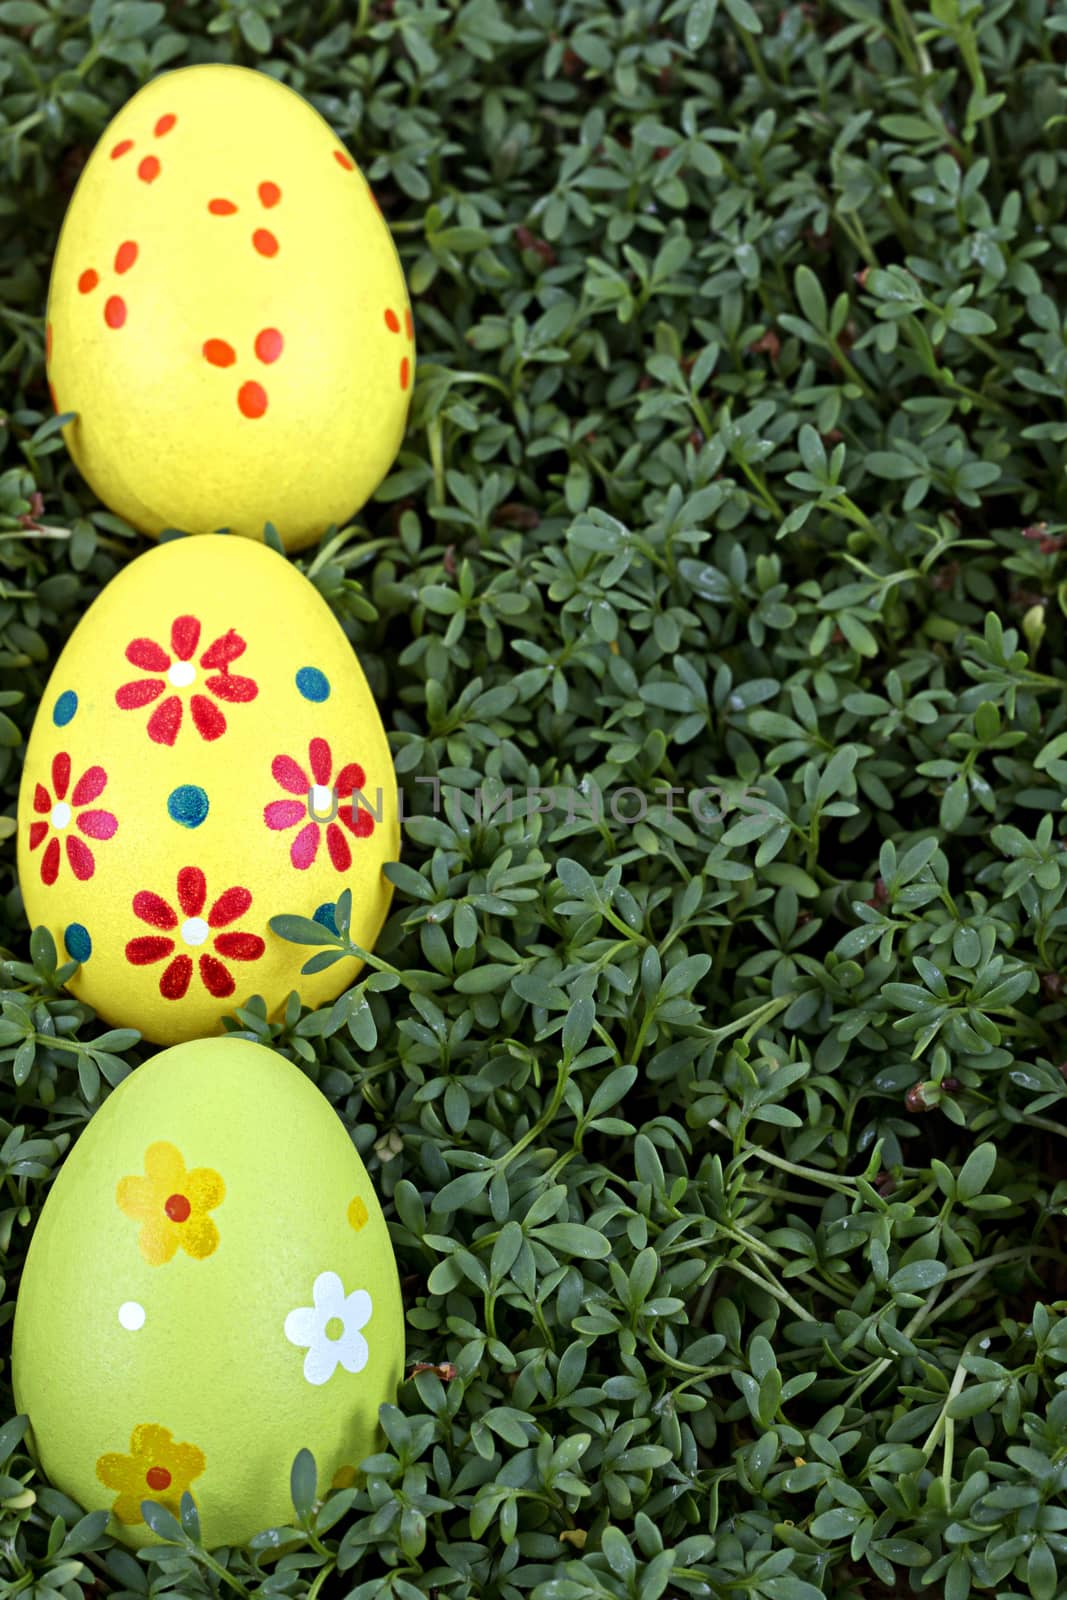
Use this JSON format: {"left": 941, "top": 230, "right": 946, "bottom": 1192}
{"left": 283, "top": 1270, "right": 373, "bottom": 1386}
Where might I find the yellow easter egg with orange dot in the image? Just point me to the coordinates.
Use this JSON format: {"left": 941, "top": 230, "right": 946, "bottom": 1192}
{"left": 16, "top": 534, "right": 399, "bottom": 1045}
{"left": 46, "top": 65, "right": 414, "bottom": 552}
{"left": 12, "top": 1037, "right": 405, "bottom": 1548}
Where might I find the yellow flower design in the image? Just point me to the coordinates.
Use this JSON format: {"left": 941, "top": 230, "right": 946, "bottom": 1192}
{"left": 96, "top": 1423, "right": 205, "bottom": 1525}
{"left": 347, "top": 1195, "right": 368, "bottom": 1231}
{"left": 116, "top": 1141, "right": 225, "bottom": 1265}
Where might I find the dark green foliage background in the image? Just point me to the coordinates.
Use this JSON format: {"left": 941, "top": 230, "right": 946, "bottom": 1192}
{"left": 3, "top": 0, "right": 1067, "bottom": 1595}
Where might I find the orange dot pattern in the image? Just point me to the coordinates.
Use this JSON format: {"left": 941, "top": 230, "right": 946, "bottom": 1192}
{"left": 198, "top": 170, "right": 288, "bottom": 417}
{"left": 109, "top": 113, "right": 176, "bottom": 182}
{"left": 202, "top": 328, "right": 285, "bottom": 418}
{"left": 71, "top": 125, "right": 407, "bottom": 423}
{"left": 75, "top": 245, "right": 140, "bottom": 331}
{"left": 209, "top": 178, "right": 283, "bottom": 262}
{"left": 76, "top": 132, "right": 289, "bottom": 377}
{"left": 384, "top": 304, "right": 415, "bottom": 391}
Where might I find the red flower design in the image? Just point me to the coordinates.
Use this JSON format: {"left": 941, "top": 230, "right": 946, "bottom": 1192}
{"left": 28, "top": 753, "right": 118, "bottom": 885}
{"left": 125, "top": 867, "right": 265, "bottom": 1001}
{"left": 115, "top": 615, "right": 257, "bottom": 746}
{"left": 264, "top": 737, "right": 374, "bottom": 872}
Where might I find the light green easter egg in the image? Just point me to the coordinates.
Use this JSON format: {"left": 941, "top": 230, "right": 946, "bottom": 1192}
{"left": 12, "top": 1036, "right": 404, "bottom": 1548}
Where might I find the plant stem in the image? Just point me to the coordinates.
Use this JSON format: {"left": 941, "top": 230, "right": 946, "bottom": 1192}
{"left": 724, "top": 1253, "right": 818, "bottom": 1322}
{"left": 304, "top": 1566, "right": 335, "bottom": 1600}
{"left": 710, "top": 1124, "right": 857, "bottom": 1193}
{"left": 494, "top": 1061, "right": 570, "bottom": 1173}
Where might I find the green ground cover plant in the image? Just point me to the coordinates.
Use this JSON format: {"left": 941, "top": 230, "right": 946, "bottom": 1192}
{"left": 4, "top": 0, "right": 1067, "bottom": 1594}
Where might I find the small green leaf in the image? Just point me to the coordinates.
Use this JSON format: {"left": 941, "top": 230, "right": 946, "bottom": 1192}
{"left": 269, "top": 915, "right": 341, "bottom": 947}
{"left": 290, "top": 1448, "right": 317, "bottom": 1518}
{"left": 890, "top": 1261, "right": 948, "bottom": 1295}
{"left": 956, "top": 1143, "right": 997, "bottom": 1202}
{"left": 139, "top": 1501, "right": 184, "bottom": 1542}
{"left": 531, "top": 1224, "right": 612, "bottom": 1259}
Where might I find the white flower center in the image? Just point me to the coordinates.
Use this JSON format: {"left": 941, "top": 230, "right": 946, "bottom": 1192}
{"left": 168, "top": 661, "right": 196, "bottom": 688}
{"left": 118, "top": 1300, "right": 145, "bottom": 1331}
{"left": 309, "top": 784, "right": 334, "bottom": 818}
{"left": 180, "top": 917, "right": 209, "bottom": 947}
{"left": 50, "top": 801, "right": 71, "bottom": 830}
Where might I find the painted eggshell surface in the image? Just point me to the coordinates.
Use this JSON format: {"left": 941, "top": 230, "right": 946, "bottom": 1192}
{"left": 46, "top": 64, "right": 414, "bottom": 552}
{"left": 12, "top": 1037, "right": 405, "bottom": 1548}
{"left": 16, "top": 535, "right": 398, "bottom": 1045}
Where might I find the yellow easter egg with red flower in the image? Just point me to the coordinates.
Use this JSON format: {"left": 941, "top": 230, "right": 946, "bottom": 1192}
{"left": 16, "top": 535, "right": 398, "bottom": 1044}
{"left": 46, "top": 64, "right": 413, "bottom": 551}
{"left": 12, "top": 1037, "right": 405, "bottom": 1548}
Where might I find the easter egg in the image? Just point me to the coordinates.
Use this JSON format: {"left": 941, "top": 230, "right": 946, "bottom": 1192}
{"left": 12, "top": 1036, "right": 405, "bottom": 1548}
{"left": 45, "top": 64, "right": 414, "bottom": 552}
{"left": 16, "top": 535, "right": 398, "bottom": 1045}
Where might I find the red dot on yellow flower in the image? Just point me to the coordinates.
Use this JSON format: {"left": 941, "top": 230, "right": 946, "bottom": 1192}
{"left": 165, "top": 1193, "right": 191, "bottom": 1222}
{"left": 145, "top": 1465, "right": 172, "bottom": 1491}
{"left": 384, "top": 308, "right": 400, "bottom": 334}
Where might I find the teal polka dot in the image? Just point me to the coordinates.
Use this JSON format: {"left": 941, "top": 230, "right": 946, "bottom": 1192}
{"left": 167, "top": 785, "right": 209, "bottom": 829}
{"left": 313, "top": 902, "right": 338, "bottom": 935}
{"left": 53, "top": 690, "right": 77, "bottom": 727}
{"left": 64, "top": 923, "right": 91, "bottom": 963}
{"left": 296, "top": 667, "right": 330, "bottom": 703}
